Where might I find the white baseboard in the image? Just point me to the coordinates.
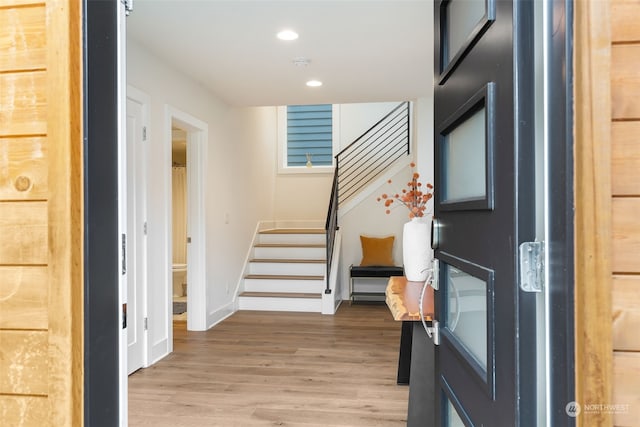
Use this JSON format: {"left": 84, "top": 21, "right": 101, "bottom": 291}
{"left": 206, "top": 301, "right": 236, "bottom": 330}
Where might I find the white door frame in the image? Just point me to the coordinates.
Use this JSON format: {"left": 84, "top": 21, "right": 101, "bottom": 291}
{"left": 126, "top": 85, "right": 150, "bottom": 374}
{"left": 117, "top": 2, "right": 127, "bottom": 424}
{"left": 165, "top": 106, "right": 208, "bottom": 335}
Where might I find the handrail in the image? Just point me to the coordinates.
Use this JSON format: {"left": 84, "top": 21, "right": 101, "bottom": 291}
{"left": 324, "top": 170, "right": 339, "bottom": 294}
{"left": 324, "top": 101, "right": 410, "bottom": 294}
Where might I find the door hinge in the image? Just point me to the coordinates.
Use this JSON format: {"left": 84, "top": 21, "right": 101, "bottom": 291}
{"left": 144, "top": 317, "right": 148, "bottom": 331}
{"left": 143, "top": 221, "right": 147, "bottom": 235}
{"left": 121, "top": 233, "right": 126, "bottom": 275}
{"left": 142, "top": 126, "right": 147, "bottom": 141}
{"left": 519, "top": 241, "right": 544, "bottom": 293}
{"left": 123, "top": 0, "right": 133, "bottom": 15}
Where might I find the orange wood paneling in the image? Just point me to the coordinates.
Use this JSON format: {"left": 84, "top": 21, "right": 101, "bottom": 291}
{"left": 0, "top": 0, "right": 44, "bottom": 7}
{"left": 0, "top": 5, "right": 46, "bottom": 72}
{"left": 612, "top": 351, "right": 640, "bottom": 426}
{"left": 610, "top": 1, "right": 640, "bottom": 424}
{"left": 45, "top": 0, "right": 84, "bottom": 425}
{"left": 611, "top": 45, "right": 640, "bottom": 119}
{"left": 611, "top": 0, "right": 640, "bottom": 43}
{"left": 0, "top": 137, "right": 48, "bottom": 200}
{"left": 0, "top": 72, "right": 47, "bottom": 137}
{"left": 612, "top": 198, "right": 640, "bottom": 273}
{"left": 0, "top": 201, "right": 47, "bottom": 264}
{"left": 575, "top": 2, "right": 613, "bottom": 424}
{"left": 0, "top": 330, "right": 48, "bottom": 395}
{"left": 0, "top": 1, "right": 82, "bottom": 425}
{"left": 0, "top": 396, "right": 48, "bottom": 427}
{"left": 612, "top": 275, "right": 640, "bottom": 351}
{"left": 0, "top": 266, "right": 47, "bottom": 330}
{"left": 612, "top": 122, "right": 640, "bottom": 196}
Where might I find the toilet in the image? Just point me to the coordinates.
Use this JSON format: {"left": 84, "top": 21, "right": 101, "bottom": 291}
{"left": 172, "top": 263, "right": 187, "bottom": 297}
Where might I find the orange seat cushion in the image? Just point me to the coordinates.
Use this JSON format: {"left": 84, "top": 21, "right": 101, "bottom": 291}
{"left": 359, "top": 235, "right": 395, "bottom": 267}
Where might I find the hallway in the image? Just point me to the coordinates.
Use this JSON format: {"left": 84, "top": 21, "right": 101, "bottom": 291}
{"left": 128, "top": 304, "right": 408, "bottom": 426}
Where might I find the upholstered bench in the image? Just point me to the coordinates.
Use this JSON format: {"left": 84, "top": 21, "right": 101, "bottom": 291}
{"left": 349, "top": 265, "right": 404, "bottom": 303}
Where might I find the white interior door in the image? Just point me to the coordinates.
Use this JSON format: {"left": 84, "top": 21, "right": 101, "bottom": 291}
{"left": 126, "top": 93, "right": 148, "bottom": 374}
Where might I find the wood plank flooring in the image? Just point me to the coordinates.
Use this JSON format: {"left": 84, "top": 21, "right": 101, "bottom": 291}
{"left": 128, "top": 304, "right": 409, "bottom": 426}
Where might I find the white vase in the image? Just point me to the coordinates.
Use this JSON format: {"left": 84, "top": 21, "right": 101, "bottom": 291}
{"left": 402, "top": 217, "right": 433, "bottom": 282}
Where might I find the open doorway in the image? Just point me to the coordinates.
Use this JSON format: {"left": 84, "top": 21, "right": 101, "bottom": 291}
{"left": 171, "top": 126, "right": 188, "bottom": 323}
{"left": 165, "top": 106, "right": 208, "bottom": 337}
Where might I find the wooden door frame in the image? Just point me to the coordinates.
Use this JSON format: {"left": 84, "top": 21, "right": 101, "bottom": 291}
{"left": 574, "top": 2, "right": 613, "bottom": 426}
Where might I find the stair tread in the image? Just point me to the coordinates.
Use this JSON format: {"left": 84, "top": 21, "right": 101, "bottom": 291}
{"left": 254, "top": 243, "right": 326, "bottom": 248}
{"left": 239, "top": 291, "right": 321, "bottom": 299}
{"left": 250, "top": 258, "right": 326, "bottom": 264}
{"left": 260, "top": 228, "right": 325, "bottom": 234}
{"left": 245, "top": 274, "right": 324, "bottom": 280}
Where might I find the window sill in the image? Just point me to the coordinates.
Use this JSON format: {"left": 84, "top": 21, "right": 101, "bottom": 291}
{"left": 277, "top": 166, "right": 335, "bottom": 175}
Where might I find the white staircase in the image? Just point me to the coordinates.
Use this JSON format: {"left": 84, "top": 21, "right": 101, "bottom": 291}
{"left": 238, "top": 228, "right": 326, "bottom": 312}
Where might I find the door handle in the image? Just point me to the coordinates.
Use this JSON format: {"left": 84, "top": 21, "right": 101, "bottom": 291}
{"left": 420, "top": 279, "right": 440, "bottom": 346}
{"left": 431, "top": 218, "right": 442, "bottom": 250}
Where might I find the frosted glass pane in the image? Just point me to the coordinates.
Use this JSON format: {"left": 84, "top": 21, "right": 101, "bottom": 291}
{"left": 445, "top": 264, "right": 487, "bottom": 369}
{"left": 447, "top": 0, "right": 486, "bottom": 63}
{"left": 442, "top": 108, "right": 486, "bottom": 202}
{"left": 447, "top": 399, "right": 466, "bottom": 427}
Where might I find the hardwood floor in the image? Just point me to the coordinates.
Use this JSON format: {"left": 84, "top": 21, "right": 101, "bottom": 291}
{"left": 129, "top": 304, "right": 409, "bottom": 426}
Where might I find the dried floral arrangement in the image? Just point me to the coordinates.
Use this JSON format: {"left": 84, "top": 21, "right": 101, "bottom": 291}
{"left": 377, "top": 162, "right": 434, "bottom": 219}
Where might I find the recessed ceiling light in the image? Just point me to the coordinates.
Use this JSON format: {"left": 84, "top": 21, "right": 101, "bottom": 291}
{"left": 306, "top": 80, "right": 323, "bottom": 87}
{"left": 277, "top": 30, "right": 298, "bottom": 41}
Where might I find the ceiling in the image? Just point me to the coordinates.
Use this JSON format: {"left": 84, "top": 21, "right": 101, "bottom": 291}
{"left": 126, "top": 0, "right": 433, "bottom": 107}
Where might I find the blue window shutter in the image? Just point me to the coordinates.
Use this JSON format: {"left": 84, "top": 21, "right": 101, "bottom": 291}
{"left": 287, "top": 104, "right": 333, "bottom": 166}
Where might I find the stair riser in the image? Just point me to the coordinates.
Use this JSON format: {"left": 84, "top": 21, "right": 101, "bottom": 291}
{"left": 243, "top": 278, "right": 325, "bottom": 293}
{"left": 238, "top": 296, "right": 322, "bottom": 312}
{"left": 254, "top": 247, "right": 325, "bottom": 260}
{"left": 258, "top": 233, "right": 326, "bottom": 245}
{"left": 248, "top": 262, "right": 325, "bottom": 276}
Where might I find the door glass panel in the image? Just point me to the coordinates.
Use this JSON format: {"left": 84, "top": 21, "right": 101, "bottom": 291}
{"left": 442, "top": 108, "right": 486, "bottom": 202}
{"left": 447, "top": 398, "right": 466, "bottom": 427}
{"left": 446, "top": 0, "right": 486, "bottom": 63}
{"left": 445, "top": 263, "right": 487, "bottom": 369}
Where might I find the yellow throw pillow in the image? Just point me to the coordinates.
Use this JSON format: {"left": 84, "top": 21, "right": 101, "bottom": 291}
{"left": 359, "top": 235, "right": 395, "bottom": 266}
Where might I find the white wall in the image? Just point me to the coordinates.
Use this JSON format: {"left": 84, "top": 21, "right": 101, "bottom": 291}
{"left": 337, "top": 97, "right": 434, "bottom": 300}
{"left": 339, "top": 101, "right": 401, "bottom": 148}
{"left": 272, "top": 101, "right": 403, "bottom": 220}
{"left": 127, "top": 34, "right": 430, "bottom": 339}
{"left": 127, "top": 39, "right": 275, "bottom": 346}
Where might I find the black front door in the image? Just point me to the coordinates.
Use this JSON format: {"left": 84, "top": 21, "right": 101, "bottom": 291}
{"left": 433, "top": 1, "right": 537, "bottom": 425}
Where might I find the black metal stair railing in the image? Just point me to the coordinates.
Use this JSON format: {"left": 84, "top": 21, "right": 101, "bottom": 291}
{"left": 337, "top": 101, "right": 410, "bottom": 205}
{"left": 324, "top": 171, "right": 339, "bottom": 294}
{"left": 324, "top": 101, "right": 410, "bottom": 294}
